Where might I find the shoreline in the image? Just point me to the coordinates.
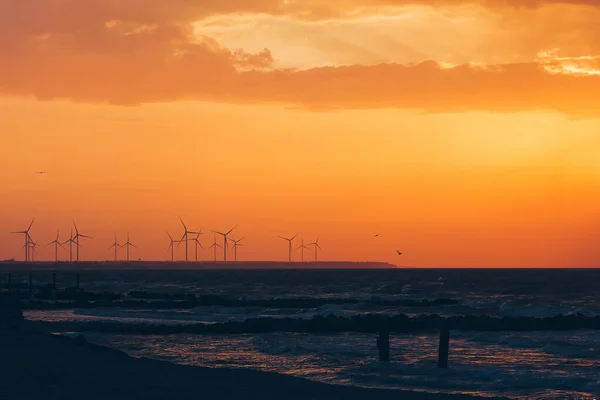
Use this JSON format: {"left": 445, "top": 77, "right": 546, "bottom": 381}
{"left": 0, "top": 327, "right": 506, "bottom": 400}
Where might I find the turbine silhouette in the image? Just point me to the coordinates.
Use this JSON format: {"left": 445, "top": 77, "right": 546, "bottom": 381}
{"left": 209, "top": 234, "right": 223, "bottom": 262}
{"left": 308, "top": 237, "right": 322, "bottom": 262}
{"left": 179, "top": 217, "right": 200, "bottom": 263}
{"left": 122, "top": 233, "right": 137, "bottom": 262}
{"left": 29, "top": 239, "right": 39, "bottom": 262}
{"left": 279, "top": 233, "right": 298, "bottom": 262}
{"left": 62, "top": 228, "right": 79, "bottom": 263}
{"left": 109, "top": 236, "right": 121, "bottom": 262}
{"left": 211, "top": 226, "right": 236, "bottom": 262}
{"left": 11, "top": 219, "right": 34, "bottom": 262}
{"left": 230, "top": 237, "right": 244, "bottom": 262}
{"left": 73, "top": 221, "right": 92, "bottom": 262}
{"left": 191, "top": 230, "right": 203, "bottom": 262}
{"left": 48, "top": 230, "right": 64, "bottom": 262}
{"left": 166, "top": 232, "right": 181, "bottom": 262}
{"left": 297, "top": 239, "right": 309, "bottom": 262}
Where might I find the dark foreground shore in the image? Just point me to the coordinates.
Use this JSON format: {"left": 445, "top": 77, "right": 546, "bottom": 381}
{"left": 0, "top": 328, "right": 506, "bottom": 400}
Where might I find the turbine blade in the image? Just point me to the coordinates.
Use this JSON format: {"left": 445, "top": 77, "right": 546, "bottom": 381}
{"left": 166, "top": 231, "right": 173, "bottom": 240}
{"left": 179, "top": 217, "right": 188, "bottom": 231}
{"left": 27, "top": 218, "right": 35, "bottom": 232}
{"left": 291, "top": 233, "right": 298, "bottom": 240}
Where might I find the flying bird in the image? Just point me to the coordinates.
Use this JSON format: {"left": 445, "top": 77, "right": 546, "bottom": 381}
{"left": 373, "top": 234, "right": 380, "bottom": 238}
{"left": 36, "top": 171, "right": 48, "bottom": 175}
{"left": 396, "top": 250, "right": 403, "bottom": 255}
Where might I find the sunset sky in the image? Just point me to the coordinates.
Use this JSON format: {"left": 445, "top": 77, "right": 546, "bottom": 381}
{"left": 1, "top": 0, "right": 600, "bottom": 267}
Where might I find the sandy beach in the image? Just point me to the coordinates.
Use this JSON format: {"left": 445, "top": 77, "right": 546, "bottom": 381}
{"left": 0, "top": 326, "right": 506, "bottom": 400}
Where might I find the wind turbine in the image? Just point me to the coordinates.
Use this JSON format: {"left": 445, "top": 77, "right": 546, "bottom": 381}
{"left": 308, "top": 237, "right": 322, "bottom": 262}
{"left": 62, "top": 228, "right": 78, "bottom": 263}
{"left": 29, "top": 240, "right": 39, "bottom": 262}
{"left": 179, "top": 217, "right": 200, "bottom": 262}
{"left": 191, "top": 231, "right": 204, "bottom": 262}
{"left": 211, "top": 226, "right": 236, "bottom": 262}
{"left": 297, "top": 239, "right": 309, "bottom": 262}
{"left": 73, "top": 221, "right": 92, "bottom": 262}
{"left": 166, "top": 232, "right": 181, "bottom": 262}
{"left": 209, "top": 234, "right": 223, "bottom": 262}
{"left": 11, "top": 219, "right": 34, "bottom": 262}
{"left": 122, "top": 233, "right": 137, "bottom": 262}
{"left": 230, "top": 237, "right": 244, "bottom": 262}
{"left": 48, "top": 230, "right": 64, "bottom": 262}
{"left": 109, "top": 236, "right": 121, "bottom": 262}
{"left": 279, "top": 233, "right": 298, "bottom": 262}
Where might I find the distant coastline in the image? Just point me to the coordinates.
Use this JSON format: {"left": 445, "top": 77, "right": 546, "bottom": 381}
{"left": 0, "top": 261, "right": 399, "bottom": 270}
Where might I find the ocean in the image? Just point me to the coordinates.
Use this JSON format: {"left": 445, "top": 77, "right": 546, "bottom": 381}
{"left": 17, "top": 268, "right": 600, "bottom": 399}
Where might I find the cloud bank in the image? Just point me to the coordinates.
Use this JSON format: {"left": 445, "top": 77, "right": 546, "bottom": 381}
{"left": 1, "top": 0, "right": 600, "bottom": 115}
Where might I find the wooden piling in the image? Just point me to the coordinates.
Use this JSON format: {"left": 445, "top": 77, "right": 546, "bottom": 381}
{"left": 438, "top": 328, "right": 450, "bottom": 369}
{"left": 377, "top": 326, "right": 390, "bottom": 362}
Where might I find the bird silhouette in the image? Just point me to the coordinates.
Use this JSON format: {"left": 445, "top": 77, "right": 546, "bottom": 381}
{"left": 396, "top": 250, "right": 403, "bottom": 255}
{"left": 35, "top": 171, "right": 48, "bottom": 175}
{"left": 374, "top": 234, "right": 380, "bottom": 238}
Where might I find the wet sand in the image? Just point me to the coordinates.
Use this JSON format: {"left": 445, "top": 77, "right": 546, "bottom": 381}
{"left": 0, "top": 328, "right": 506, "bottom": 400}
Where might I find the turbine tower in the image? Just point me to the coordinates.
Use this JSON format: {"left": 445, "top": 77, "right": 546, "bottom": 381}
{"left": 11, "top": 219, "right": 34, "bottom": 262}
{"left": 211, "top": 226, "right": 236, "bottom": 262}
{"left": 48, "top": 230, "right": 64, "bottom": 262}
{"left": 179, "top": 217, "right": 200, "bottom": 263}
{"left": 73, "top": 221, "right": 92, "bottom": 262}
{"left": 308, "top": 237, "right": 322, "bottom": 262}
{"left": 230, "top": 237, "right": 244, "bottom": 262}
{"left": 209, "top": 234, "right": 223, "bottom": 262}
{"left": 297, "top": 239, "right": 309, "bottom": 262}
{"left": 122, "top": 233, "right": 137, "bottom": 262}
{"left": 279, "top": 233, "right": 298, "bottom": 262}
{"left": 166, "top": 232, "right": 181, "bottom": 262}
{"left": 109, "top": 236, "right": 121, "bottom": 262}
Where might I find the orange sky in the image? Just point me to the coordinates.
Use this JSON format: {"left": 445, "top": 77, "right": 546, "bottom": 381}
{"left": 1, "top": 0, "right": 600, "bottom": 267}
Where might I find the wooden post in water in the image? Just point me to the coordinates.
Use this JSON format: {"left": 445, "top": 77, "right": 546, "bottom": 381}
{"left": 438, "top": 328, "right": 450, "bottom": 369}
{"left": 28, "top": 272, "right": 33, "bottom": 293}
{"left": 377, "top": 323, "right": 390, "bottom": 362}
{"left": 52, "top": 273, "right": 56, "bottom": 290}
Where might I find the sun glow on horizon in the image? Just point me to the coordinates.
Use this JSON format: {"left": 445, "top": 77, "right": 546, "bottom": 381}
{"left": 1, "top": 1, "right": 600, "bottom": 267}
